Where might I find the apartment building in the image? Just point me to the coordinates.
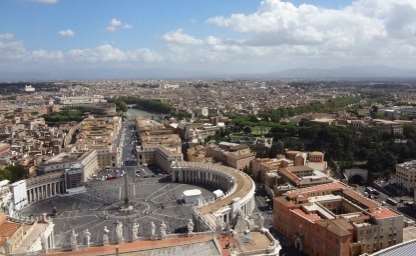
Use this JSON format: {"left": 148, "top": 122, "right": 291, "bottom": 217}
{"left": 273, "top": 182, "right": 403, "bottom": 256}
{"left": 395, "top": 160, "right": 416, "bottom": 192}
{"left": 38, "top": 151, "right": 99, "bottom": 189}
{"left": 76, "top": 115, "right": 122, "bottom": 168}
{"left": 251, "top": 150, "right": 330, "bottom": 196}
{"left": 136, "top": 118, "right": 183, "bottom": 172}
{"left": 206, "top": 142, "right": 255, "bottom": 171}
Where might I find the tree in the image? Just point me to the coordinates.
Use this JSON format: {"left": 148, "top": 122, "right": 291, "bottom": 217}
{"left": 369, "top": 105, "right": 379, "bottom": 119}
{"left": 114, "top": 99, "right": 128, "bottom": 112}
{"left": 0, "top": 165, "right": 28, "bottom": 182}
{"left": 243, "top": 126, "right": 252, "bottom": 134}
{"left": 270, "top": 141, "right": 284, "bottom": 157}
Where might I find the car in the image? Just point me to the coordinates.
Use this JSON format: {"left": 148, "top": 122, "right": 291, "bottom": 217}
{"left": 386, "top": 198, "right": 398, "bottom": 206}
{"left": 366, "top": 187, "right": 379, "bottom": 195}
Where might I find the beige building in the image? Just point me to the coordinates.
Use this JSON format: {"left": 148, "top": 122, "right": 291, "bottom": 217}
{"left": 136, "top": 118, "right": 183, "bottom": 172}
{"left": 76, "top": 116, "right": 122, "bottom": 168}
{"left": 138, "top": 145, "right": 182, "bottom": 172}
{"left": 186, "top": 145, "right": 214, "bottom": 163}
{"left": 251, "top": 150, "right": 330, "bottom": 196}
{"left": 31, "top": 150, "right": 99, "bottom": 204}
{"left": 0, "top": 213, "right": 55, "bottom": 255}
{"left": 206, "top": 142, "right": 255, "bottom": 171}
{"left": 395, "top": 160, "right": 416, "bottom": 192}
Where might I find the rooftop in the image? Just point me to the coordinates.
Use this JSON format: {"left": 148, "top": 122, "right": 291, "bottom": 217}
{"left": 369, "top": 239, "right": 416, "bottom": 256}
{"left": 0, "top": 216, "right": 21, "bottom": 247}
{"left": 47, "top": 234, "right": 222, "bottom": 256}
{"left": 369, "top": 208, "right": 400, "bottom": 220}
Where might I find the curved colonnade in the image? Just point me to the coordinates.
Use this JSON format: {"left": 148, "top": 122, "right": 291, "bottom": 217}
{"left": 26, "top": 171, "right": 66, "bottom": 205}
{"left": 171, "top": 161, "right": 256, "bottom": 229}
{"left": 22, "top": 160, "right": 256, "bottom": 232}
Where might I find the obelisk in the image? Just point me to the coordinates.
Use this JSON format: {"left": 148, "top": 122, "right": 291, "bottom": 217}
{"left": 123, "top": 172, "right": 129, "bottom": 206}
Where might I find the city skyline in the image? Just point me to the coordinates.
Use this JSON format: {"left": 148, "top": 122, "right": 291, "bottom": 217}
{"left": 1, "top": 0, "right": 416, "bottom": 80}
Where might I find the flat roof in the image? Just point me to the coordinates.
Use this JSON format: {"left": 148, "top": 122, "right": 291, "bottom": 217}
{"left": 233, "top": 231, "right": 274, "bottom": 254}
{"left": 286, "top": 181, "right": 346, "bottom": 199}
{"left": 43, "top": 152, "right": 80, "bottom": 164}
{"left": 183, "top": 189, "right": 202, "bottom": 197}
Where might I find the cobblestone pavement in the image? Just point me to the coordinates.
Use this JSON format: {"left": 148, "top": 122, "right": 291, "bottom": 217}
{"left": 20, "top": 175, "right": 215, "bottom": 248}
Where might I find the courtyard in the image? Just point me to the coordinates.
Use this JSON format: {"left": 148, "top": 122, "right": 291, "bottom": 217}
{"left": 20, "top": 173, "right": 215, "bottom": 248}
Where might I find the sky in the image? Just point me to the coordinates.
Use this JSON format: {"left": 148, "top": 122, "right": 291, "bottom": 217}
{"left": 1, "top": 0, "right": 416, "bottom": 80}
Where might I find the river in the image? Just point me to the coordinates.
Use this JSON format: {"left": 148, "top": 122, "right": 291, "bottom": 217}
{"left": 126, "top": 108, "right": 162, "bottom": 121}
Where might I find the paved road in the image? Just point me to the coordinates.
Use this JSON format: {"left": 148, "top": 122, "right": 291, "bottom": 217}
{"left": 119, "top": 120, "right": 156, "bottom": 178}
{"left": 121, "top": 120, "right": 137, "bottom": 163}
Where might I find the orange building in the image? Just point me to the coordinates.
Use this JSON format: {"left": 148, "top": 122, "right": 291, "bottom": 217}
{"left": 273, "top": 182, "right": 403, "bottom": 256}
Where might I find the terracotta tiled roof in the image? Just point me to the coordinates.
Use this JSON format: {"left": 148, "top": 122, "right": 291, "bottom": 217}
{"left": 0, "top": 221, "right": 21, "bottom": 246}
{"left": 291, "top": 208, "right": 322, "bottom": 223}
{"left": 369, "top": 208, "right": 400, "bottom": 220}
{"left": 286, "top": 181, "right": 345, "bottom": 199}
{"left": 342, "top": 188, "right": 380, "bottom": 209}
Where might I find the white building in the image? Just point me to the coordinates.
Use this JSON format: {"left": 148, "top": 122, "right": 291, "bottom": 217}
{"left": 182, "top": 189, "right": 202, "bottom": 205}
{"left": 0, "top": 180, "right": 12, "bottom": 215}
{"left": 396, "top": 160, "right": 416, "bottom": 192}
{"left": 24, "top": 85, "right": 35, "bottom": 93}
{"left": 9, "top": 180, "right": 28, "bottom": 213}
{"left": 59, "top": 95, "right": 106, "bottom": 105}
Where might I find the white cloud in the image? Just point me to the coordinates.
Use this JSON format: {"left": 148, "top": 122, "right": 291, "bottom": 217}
{"left": 58, "top": 29, "right": 75, "bottom": 38}
{"left": 31, "top": 49, "right": 64, "bottom": 61}
{"left": 0, "top": 33, "right": 15, "bottom": 40}
{"left": 0, "top": 33, "right": 26, "bottom": 60}
{"left": 0, "top": 33, "right": 161, "bottom": 66}
{"left": 67, "top": 44, "right": 162, "bottom": 63}
{"left": 31, "top": 0, "right": 58, "bottom": 4}
{"left": 200, "top": 0, "right": 416, "bottom": 63}
{"left": 4, "top": 0, "right": 416, "bottom": 77}
{"left": 106, "top": 18, "right": 132, "bottom": 32}
{"left": 163, "top": 29, "right": 203, "bottom": 45}
{"left": 206, "top": 0, "right": 386, "bottom": 48}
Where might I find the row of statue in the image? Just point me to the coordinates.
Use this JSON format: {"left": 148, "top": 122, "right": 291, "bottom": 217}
{"left": 70, "top": 219, "right": 195, "bottom": 250}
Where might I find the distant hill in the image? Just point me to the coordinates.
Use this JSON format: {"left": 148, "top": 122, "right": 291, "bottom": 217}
{"left": 261, "top": 65, "right": 416, "bottom": 80}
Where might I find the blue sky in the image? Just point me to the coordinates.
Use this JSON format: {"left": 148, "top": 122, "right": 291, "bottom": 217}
{"left": 0, "top": 0, "right": 415, "bottom": 80}
{"left": 2, "top": 0, "right": 349, "bottom": 50}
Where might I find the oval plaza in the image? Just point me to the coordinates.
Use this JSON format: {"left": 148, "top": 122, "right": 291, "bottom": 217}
{"left": 1, "top": 118, "right": 280, "bottom": 256}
